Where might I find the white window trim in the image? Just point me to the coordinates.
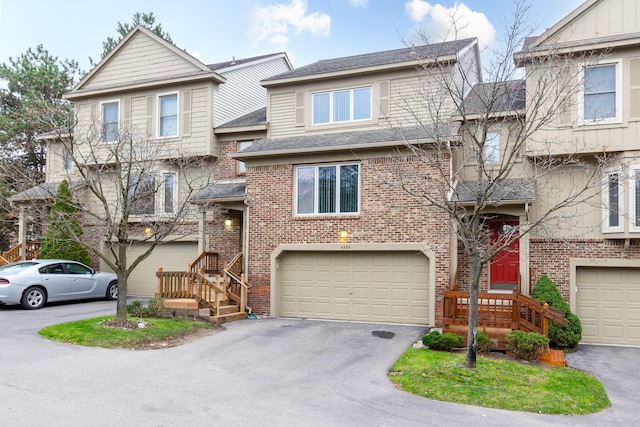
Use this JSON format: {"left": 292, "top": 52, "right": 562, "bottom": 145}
{"left": 602, "top": 168, "right": 624, "bottom": 233}
{"left": 294, "top": 163, "right": 361, "bottom": 216}
{"left": 100, "top": 99, "right": 120, "bottom": 142}
{"left": 578, "top": 59, "right": 623, "bottom": 126}
{"left": 311, "top": 86, "right": 372, "bottom": 126}
{"left": 157, "top": 91, "right": 179, "bottom": 138}
{"left": 236, "top": 140, "right": 254, "bottom": 175}
{"left": 160, "top": 171, "right": 178, "bottom": 216}
{"left": 129, "top": 172, "right": 157, "bottom": 217}
{"left": 485, "top": 131, "right": 500, "bottom": 163}
{"left": 629, "top": 165, "right": 640, "bottom": 232}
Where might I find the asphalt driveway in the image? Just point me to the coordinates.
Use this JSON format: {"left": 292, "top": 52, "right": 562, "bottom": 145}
{"left": 0, "top": 300, "right": 636, "bottom": 426}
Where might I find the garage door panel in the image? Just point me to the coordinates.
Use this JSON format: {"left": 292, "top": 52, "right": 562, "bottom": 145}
{"left": 279, "top": 251, "right": 429, "bottom": 324}
{"left": 577, "top": 267, "right": 640, "bottom": 346}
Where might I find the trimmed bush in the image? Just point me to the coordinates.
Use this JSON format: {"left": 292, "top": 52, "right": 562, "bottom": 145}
{"left": 126, "top": 298, "right": 165, "bottom": 318}
{"left": 505, "top": 330, "right": 549, "bottom": 361}
{"left": 532, "top": 274, "right": 582, "bottom": 349}
{"left": 422, "top": 330, "right": 464, "bottom": 351}
{"left": 477, "top": 328, "right": 495, "bottom": 353}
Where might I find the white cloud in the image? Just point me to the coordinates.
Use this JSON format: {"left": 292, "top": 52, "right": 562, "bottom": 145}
{"left": 405, "top": 1, "right": 495, "bottom": 49}
{"left": 251, "top": 0, "right": 331, "bottom": 49}
{"left": 347, "top": 0, "right": 369, "bottom": 7}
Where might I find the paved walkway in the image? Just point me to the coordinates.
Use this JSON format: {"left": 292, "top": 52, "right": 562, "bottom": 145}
{"left": 0, "top": 300, "right": 636, "bottom": 426}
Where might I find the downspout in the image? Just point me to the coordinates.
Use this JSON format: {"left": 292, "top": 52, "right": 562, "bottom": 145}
{"left": 243, "top": 198, "right": 254, "bottom": 316}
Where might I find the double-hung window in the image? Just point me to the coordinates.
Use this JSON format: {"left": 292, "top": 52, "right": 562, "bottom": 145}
{"left": 129, "top": 173, "right": 156, "bottom": 215}
{"left": 630, "top": 167, "right": 640, "bottom": 232}
{"left": 312, "top": 87, "right": 371, "bottom": 125}
{"left": 602, "top": 170, "right": 623, "bottom": 232}
{"left": 295, "top": 164, "right": 360, "bottom": 215}
{"left": 162, "top": 172, "right": 177, "bottom": 215}
{"left": 485, "top": 132, "right": 500, "bottom": 163}
{"left": 101, "top": 101, "right": 119, "bottom": 142}
{"left": 159, "top": 93, "right": 178, "bottom": 137}
{"left": 237, "top": 141, "right": 253, "bottom": 174}
{"left": 581, "top": 61, "right": 621, "bottom": 123}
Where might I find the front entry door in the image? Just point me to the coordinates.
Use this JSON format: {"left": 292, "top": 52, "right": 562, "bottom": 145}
{"left": 490, "top": 221, "right": 519, "bottom": 291}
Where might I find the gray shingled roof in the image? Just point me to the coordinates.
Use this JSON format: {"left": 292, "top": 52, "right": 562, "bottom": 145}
{"left": 265, "top": 38, "right": 476, "bottom": 81}
{"left": 463, "top": 80, "right": 526, "bottom": 115}
{"left": 452, "top": 179, "right": 534, "bottom": 204}
{"left": 233, "top": 124, "right": 461, "bottom": 158}
{"left": 208, "top": 53, "right": 286, "bottom": 71}
{"left": 192, "top": 179, "right": 246, "bottom": 203}
{"left": 217, "top": 107, "right": 266, "bottom": 129}
{"left": 9, "top": 182, "right": 70, "bottom": 202}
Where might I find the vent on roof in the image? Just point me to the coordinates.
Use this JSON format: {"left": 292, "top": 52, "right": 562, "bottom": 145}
{"left": 230, "top": 56, "right": 236, "bottom": 65}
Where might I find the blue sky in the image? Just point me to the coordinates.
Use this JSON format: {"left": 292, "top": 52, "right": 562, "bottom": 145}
{"left": 0, "top": 0, "right": 584, "bottom": 73}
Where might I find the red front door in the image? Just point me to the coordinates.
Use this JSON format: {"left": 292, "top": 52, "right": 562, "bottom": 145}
{"left": 490, "top": 221, "right": 519, "bottom": 290}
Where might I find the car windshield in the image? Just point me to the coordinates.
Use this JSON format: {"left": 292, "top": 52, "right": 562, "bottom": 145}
{"left": 0, "top": 261, "right": 39, "bottom": 273}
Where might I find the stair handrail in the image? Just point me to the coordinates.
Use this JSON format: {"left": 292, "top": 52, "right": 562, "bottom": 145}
{"left": 223, "top": 253, "right": 250, "bottom": 313}
{"left": 187, "top": 251, "right": 219, "bottom": 275}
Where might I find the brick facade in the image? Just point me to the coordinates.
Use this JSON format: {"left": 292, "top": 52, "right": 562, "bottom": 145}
{"left": 244, "top": 153, "right": 452, "bottom": 321}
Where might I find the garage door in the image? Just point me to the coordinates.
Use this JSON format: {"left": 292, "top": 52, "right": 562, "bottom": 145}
{"left": 103, "top": 242, "right": 199, "bottom": 297}
{"left": 576, "top": 267, "right": 640, "bottom": 346}
{"left": 279, "top": 251, "right": 430, "bottom": 324}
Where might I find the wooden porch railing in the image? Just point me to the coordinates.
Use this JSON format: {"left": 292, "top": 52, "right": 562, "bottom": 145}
{"left": 223, "top": 252, "right": 250, "bottom": 314}
{"left": 0, "top": 241, "right": 40, "bottom": 266}
{"left": 187, "top": 251, "right": 219, "bottom": 276}
{"left": 443, "top": 290, "right": 567, "bottom": 337}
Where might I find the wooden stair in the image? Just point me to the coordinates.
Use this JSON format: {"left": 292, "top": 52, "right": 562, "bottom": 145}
{"left": 210, "top": 298, "right": 247, "bottom": 324}
{"left": 538, "top": 349, "right": 566, "bottom": 367}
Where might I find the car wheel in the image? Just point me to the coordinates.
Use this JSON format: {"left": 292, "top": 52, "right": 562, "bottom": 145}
{"left": 21, "top": 286, "right": 46, "bottom": 310}
{"left": 106, "top": 281, "right": 118, "bottom": 300}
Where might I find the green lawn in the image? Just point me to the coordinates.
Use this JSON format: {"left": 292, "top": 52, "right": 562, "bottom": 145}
{"left": 39, "top": 316, "right": 218, "bottom": 349}
{"left": 389, "top": 347, "right": 610, "bottom": 415}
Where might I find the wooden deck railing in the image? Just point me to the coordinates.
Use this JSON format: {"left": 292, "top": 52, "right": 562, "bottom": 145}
{"left": 187, "top": 251, "right": 219, "bottom": 276}
{"left": 443, "top": 290, "right": 567, "bottom": 337}
{"left": 223, "top": 252, "right": 249, "bottom": 314}
{"left": 1, "top": 241, "right": 40, "bottom": 266}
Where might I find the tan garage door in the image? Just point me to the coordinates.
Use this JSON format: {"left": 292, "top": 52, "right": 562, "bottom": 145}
{"left": 576, "top": 267, "right": 640, "bottom": 346}
{"left": 279, "top": 251, "right": 430, "bottom": 324}
{"left": 103, "top": 242, "right": 199, "bottom": 297}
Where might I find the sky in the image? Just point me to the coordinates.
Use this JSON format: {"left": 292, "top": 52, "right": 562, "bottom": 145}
{"left": 0, "top": 0, "right": 585, "bottom": 75}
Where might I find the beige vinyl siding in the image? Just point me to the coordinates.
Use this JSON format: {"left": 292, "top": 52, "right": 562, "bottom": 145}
{"left": 83, "top": 32, "right": 202, "bottom": 89}
{"left": 547, "top": 0, "right": 640, "bottom": 46}
{"left": 268, "top": 91, "right": 299, "bottom": 138}
{"left": 70, "top": 84, "right": 214, "bottom": 163}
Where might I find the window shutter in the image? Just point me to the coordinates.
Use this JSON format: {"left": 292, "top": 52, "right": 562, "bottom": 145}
{"left": 379, "top": 80, "right": 390, "bottom": 118}
{"left": 122, "top": 98, "right": 131, "bottom": 128}
{"left": 90, "top": 103, "right": 98, "bottom": 139}
{"left": 558, "top": 89, "right": 572, "bottom": 126}
{"left": 181, "top": 90, "right": 192, "bottom": 136}
{"left": 295, "top": 91, "right": 305, "bottom": 127}
{"left": 146, "top": 96, "right": 154, "bottom": 138}
{"left": 630, "top": 58, "right": 640, "bottom": 120}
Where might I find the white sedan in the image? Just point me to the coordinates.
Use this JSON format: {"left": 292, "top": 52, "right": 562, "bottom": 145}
{"left": 0, "top": 259, "right": 118, "bottom": 309}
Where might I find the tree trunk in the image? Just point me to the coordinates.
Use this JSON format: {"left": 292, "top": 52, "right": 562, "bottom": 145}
{"left": 465, "top": 255, "right": 482, "bottom": 368}
{"left": 115, "top": 243, "right": 128, "bottom": 321}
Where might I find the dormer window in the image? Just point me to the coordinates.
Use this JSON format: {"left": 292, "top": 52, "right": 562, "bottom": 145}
{"left": 312, "top": 87, "right": 372, "bottom": 125}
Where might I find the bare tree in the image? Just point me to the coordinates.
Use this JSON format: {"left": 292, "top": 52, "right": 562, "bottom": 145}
{"left": 390, "top": 1, "right": 607, "bottom": 368}
{"left": 34, "top": 112, "right": 216, "bottom": 321}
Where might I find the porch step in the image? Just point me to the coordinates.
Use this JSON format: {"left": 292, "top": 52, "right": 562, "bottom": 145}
{"left": 210, "top": 311, "right": 248, "bottom": 324}
{"left": 539, "top": 349, "right": 566, "bottom": 367}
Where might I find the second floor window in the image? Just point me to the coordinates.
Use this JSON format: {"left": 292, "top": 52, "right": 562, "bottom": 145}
{"left": 129, "top": 173, "right": 156, "bottom": 215}
{"left": 582, "top": 62, "right": 620, "bottom": 122}
{"left": 159, "top": 93, "right": 178, "bottom": 137}
{"left": 102, "top": 101, "right": 119, "bottom": 142}
{"left": 485, "top": 132, "right": 500, "bottom": 163}
{"left": 295, "top": 163, "right": 360, "bottom": 215}
{"left": 162, "top": 172, "right": 177, "bottom": 214}
{"left": 602, "top": 171, "right": 623, "bottom": 232}
{"left": 237, "top": 140, "right": 253, "bottom": 174}
{"left": 312, "top": 87, "right": 372, "bottom": 125}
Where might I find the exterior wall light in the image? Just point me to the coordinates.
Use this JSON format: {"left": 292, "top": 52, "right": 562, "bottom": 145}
{"left": 224, "top": 219, "right": 232, "bottom": 227}
{"left": 339, "top": 230, "right": 349, "bottom": 242}
{"left": 145, "top": 227, "right": 152, "bottom": 237}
